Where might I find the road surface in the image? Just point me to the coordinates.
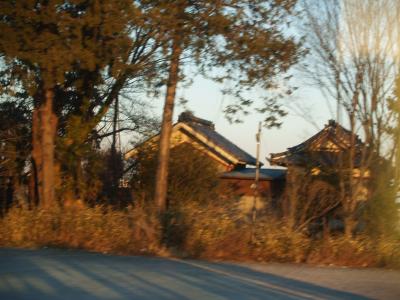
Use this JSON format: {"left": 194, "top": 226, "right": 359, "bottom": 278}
{"left": 0, "top": 248, "right": 399, "bottom": 299}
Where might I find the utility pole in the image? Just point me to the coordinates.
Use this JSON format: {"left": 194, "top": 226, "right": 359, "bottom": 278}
{"left": 251, "top": 122, "right": 262, "bottom": 242}
{"left": 111, "top": 95, "right": 120, "bottom": 205}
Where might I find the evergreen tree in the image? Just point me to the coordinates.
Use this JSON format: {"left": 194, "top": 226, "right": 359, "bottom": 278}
{"left": 0, "top": 1, "right": 135, "bottom": 207}
{"left": 0, "top": 101, "right": 31, "bottom": 211}
{"left": 142, "top": 0, "right": 303, "bottom": 212}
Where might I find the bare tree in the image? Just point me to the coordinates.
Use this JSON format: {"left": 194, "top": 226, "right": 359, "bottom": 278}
{"left": 282, "top": 164, "right": 341, "bottom": 234}
{"left": 300, "top": 0, "right": 400, "bottom": 237}
{"left": 390, "top": 77, "right": 400, "bottom": 202}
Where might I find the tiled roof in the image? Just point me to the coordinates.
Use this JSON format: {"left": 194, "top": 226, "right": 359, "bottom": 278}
{"left": 270, "top": 120, "right": 363, "bottom": 167}
{"left": 185, "top": 121, "right": 258, "bottom": 166}
{"left": 125, "top": 111, "right": 258, "bottom": 166}
{"left": 287, "top": 119, "right": 362, "bottom": 153}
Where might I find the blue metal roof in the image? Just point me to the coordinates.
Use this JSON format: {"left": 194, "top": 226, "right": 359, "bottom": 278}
{"left": 220, "top": 168, "right": 286, "bottom": 180}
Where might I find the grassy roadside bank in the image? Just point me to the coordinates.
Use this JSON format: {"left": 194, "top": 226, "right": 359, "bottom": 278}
{"left": 1, "top": 205, "right": 399, "bottom": 268}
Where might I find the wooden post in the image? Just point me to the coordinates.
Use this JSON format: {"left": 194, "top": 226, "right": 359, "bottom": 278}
{"left": 251, "top": 122, "right": 261, "bottom": 242}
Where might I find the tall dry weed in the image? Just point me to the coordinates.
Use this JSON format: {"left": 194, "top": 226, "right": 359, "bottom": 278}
{"left": 0, "top": 204, "right": 160, "bottom": 255}
{"left": 0, "top": 202, "right": 398, "bottom": 268}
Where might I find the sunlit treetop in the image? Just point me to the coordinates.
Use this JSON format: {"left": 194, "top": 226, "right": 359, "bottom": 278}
{"left": 0, "top": 0, "right": 137, "bottom": 91}
{"left": 139, "top": 0, "right": 302, "bottom": 126}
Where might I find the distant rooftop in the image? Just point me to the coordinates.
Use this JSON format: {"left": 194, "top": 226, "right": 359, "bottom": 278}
{"left": 178, "top": 111, "right": 215, "bottom": 129}
{"left": 269, "top": 119, "right": 363, "bottom": 167}
{"left": 178, "top": 111, "right": 258, "bottom": 166}
{"left": 125, "top": 111, "right": 258, "bottom": 167}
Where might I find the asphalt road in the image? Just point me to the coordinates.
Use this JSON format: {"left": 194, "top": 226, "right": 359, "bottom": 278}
{"left": 0, "top": 248, "right": 399, "bottom": 300}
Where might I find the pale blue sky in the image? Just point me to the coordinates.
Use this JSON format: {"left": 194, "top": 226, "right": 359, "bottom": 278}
{"left": 152, "top": 75, "right": 333, "bottom": 166}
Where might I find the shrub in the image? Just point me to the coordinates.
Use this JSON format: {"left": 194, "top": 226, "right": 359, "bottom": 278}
{"left": 128, "top": 142, "right": 227, "bottom": 206}
{"left": 306, "top": 235, "right": 400, "bottom": 267}
{"left": 161, "top": 200, "right": 310, "bottom": 262}
{"left": 0, "top": 204, "right": 160, "bottom": 255}
{"left": 0, "top": 202, "right": 399, "bottom": 268}
{"left": 158, "top": 200, "right": 400, "bottom": 267}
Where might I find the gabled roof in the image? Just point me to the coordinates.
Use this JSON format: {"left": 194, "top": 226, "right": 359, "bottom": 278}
{"left": 185, "top": 121, "right": 257, "bottom": 166}
{"left": 269, "top": 120, "right": 363, "bottom": 167}
{"left": 125, "top": 111, "right": 258, "bottom": 167}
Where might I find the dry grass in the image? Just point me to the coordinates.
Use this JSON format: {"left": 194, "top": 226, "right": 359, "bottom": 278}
{"left": 0, "top": 203, "right": 399, "bottom": 268}
{"left": 0, "top": 204, "right": 160, "bottom": 255}
{"left": 306, "top": 235, "right": 400, "bottom": 267}
{"left": 164, "top": 201, "right": 400, "bottom": 267}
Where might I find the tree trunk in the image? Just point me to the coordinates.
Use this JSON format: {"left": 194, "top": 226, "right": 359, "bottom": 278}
{"left": 343, "top": 214, "right": 356, "bottom": 239}
{"left": 154, "top": 38, "right": 182, "bottom": 212}
{"left": 32, "top": 89, "right": 58, "bottom": 209}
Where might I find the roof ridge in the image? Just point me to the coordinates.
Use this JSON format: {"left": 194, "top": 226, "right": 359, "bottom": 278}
{"left": 288, "top": 120, "right": 358, "bottom": 152}
{"left": 183, "top": 121, "right": 258, "bottom": 166}
{"left": 178, "top": 111, "right": 215, "bottom": 130}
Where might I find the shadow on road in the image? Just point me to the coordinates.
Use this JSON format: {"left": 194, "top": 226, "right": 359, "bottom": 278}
{"left": 0, "top": 248, "right": 371, "bottom": 300}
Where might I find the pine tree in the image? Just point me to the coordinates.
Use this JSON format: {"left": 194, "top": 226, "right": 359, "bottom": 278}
{"left": 143, "top": 0, "right": 302, "bottom": 212}
{"left": 0, "top": 1, "right": 135, "bottom": 207}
